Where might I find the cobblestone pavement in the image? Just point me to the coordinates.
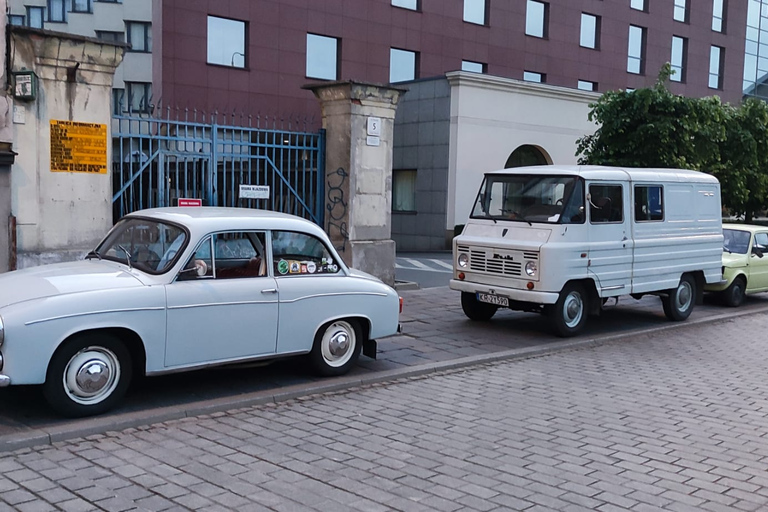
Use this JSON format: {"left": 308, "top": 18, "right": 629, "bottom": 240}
{"left": 2, "top": 313, "right": 768, "bottom": 511}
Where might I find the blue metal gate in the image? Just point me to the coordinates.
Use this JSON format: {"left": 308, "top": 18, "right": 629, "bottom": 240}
{"left": 112, "top": 110, "right": 325, "bottom": 226}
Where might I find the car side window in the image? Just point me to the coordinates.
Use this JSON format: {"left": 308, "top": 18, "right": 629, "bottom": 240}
{"left": 754, "top": 233, "right": 768, "bottom": 251}
{"left": 634, "top": 185, "right": 664, "bottom": 222}
{"left": 271, "top": 230, "right": 340, "bottom": 276}
{"left": 180, "top": 231, "right": 267, "bottom": 280}
{"left": 589, "top": 184, "right": 623, "bottom": 224}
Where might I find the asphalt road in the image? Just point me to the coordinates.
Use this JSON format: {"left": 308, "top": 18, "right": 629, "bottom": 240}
{"left": 395, "top": 252, "right": 453, "bottom": 289}
{"left": 1, "top": 286, "right": 768, "bottom": 452}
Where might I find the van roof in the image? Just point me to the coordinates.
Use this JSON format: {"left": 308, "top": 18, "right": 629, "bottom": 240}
{"left": 486, "top": 165, "right": 720, "bottom": 184}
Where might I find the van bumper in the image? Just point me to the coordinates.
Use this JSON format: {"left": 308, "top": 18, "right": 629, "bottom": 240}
{"left": 449, "top": 279, "right": 559, "bottom": 305}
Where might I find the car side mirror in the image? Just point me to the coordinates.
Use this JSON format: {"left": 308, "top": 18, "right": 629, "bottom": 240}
{"left": 752, "top": 247, "right": 764, "bottom": 258}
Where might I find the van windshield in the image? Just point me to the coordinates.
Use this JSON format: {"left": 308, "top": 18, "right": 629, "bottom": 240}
{"left": 471, "top": 174, "right": 585, "bottom": 224}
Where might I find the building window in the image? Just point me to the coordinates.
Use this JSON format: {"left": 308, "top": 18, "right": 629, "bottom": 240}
{"left": 635, "top": 186, "right": 664, "bottom": 222}
{"left": 627, "top": 25, "right": 646, "bottom": 74}
{"left": 390, "top": 48, "right": 418, "bottom": 83}
{"left": 630, "top": 0, "right": 645, "bottom": 11}
{"left": 207, "top": 16, "right": 246, "bottom": 68}
{"left": 127, "top": 22, "right": 152, "bottom": 53}
{"left": 709, "top": 46, "right": 723, "bottom": 89}
{"left": 523, "top": 71, "right": 545, "bottom": 83}
{"left": 464, "top": 0, "right": 487, "bottom": 25}
{"left": 27, "top": 7, "right": 44, "bottom": 28}
{"left": 670, "top": 36, "right": 687, "bottom": 82}
{"left": 461, "top": 60, "right": 486, "bottom": 73}
{"left": 8, "top": 15, "right": 25, "bottom": 26}
{"left": 391, "top": 0, "right": 419, "bottom": 10}
{"left": 306, "top": 34, "right": 339, "bottom": 80}
{"left": 393, "top": 170, "right": 417, "bottom": 212}
{"left": 673, "top": 0, "right": 688, "bottom": 22}
{"left": 525, "top": 0, "right": 548, "bottom": 38}
{"left": 47, "top": 0, "right": 66, "bottom": 22}
{"left": 96, "top": 31, "right": 124, "bottom": 43}
{"left": 578, "top": 80, "right": 596, "bottom": 91}
{"left": 112, "top": 88, "right": 125, "bottom": 114}
{"left": 72, "top": 0, "right": 92, "bottom": 13}
{"left": 712, "top": 0, "right": 726, "bottom": 32}
{"left": 580, "top": 13, "right": 600, "bottom": 49}
{"left": 125, "top": 82, "right": 152, "bottom": 113}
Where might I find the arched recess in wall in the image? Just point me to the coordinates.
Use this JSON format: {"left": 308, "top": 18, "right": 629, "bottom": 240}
{"left": 504, "top": 145, "right": 552, "bottom": 168}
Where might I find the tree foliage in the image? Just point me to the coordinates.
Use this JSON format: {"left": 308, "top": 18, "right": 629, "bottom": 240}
{"left": 576, "top": 64, "right": 768, "bottom": 221}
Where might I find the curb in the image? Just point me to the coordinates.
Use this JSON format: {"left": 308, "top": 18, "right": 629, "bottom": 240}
{"left": 1, "top": 303, "right": 765, "bottom": 453}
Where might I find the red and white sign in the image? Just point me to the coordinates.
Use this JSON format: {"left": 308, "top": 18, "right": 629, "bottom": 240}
{"left": 177, "top": 198, "right": 202, "bottom": 207}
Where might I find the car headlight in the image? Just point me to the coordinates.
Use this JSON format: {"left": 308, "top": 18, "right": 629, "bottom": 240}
{"left": 525, "top": 261, "right": 537, "bottom": 277}
{"left": 0, "top": 314, "right": 4, "bottom": 347}
{"left": 458, "top": 253, "right": 468, "bottom": 268}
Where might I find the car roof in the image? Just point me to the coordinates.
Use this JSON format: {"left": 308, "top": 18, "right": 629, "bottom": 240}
{"left": 723, "top": 224, "right": 768, "bottom": 233}
{"left": 125, "top": 207, "right": 326, "bottom": 236}
{"left": 485, "top": 165, "right": 720, "bottom": 184}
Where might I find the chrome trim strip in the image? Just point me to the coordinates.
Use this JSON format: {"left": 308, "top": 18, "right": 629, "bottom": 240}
{"left": 600, "top": 285, "right": 626, "bottom": 291}
{"left": 25, "top": 307, "right": 166, "bottom": 326}
{"left": 0, "top": 315, "right": 4, "bottom": 347}
{"left": 148, "top": 349, "right": 308, "bottom": 376}
{"left": 0, "top": 375, "right": 9, "bottom": 387}
{"left": 167, "top": 300, "right": 278, "bottom": 310}
{"left": 280, "top": 291, "right": 387, "bottom": 303}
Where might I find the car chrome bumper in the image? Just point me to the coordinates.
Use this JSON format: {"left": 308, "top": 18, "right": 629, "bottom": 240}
{"left": 449, "top": 279, "right": 560, "bottom": 305}
{"left": 0, "top": 375, "right": 10, "bottom": 387}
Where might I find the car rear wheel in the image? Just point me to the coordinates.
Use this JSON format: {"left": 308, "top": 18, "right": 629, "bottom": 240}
{"left": 43, "top": 333, "right": 132, "bottom": 417}
{"left": 461, "top": 292, "right": 498, "bottom": 321}
{"left": 662, "top": 274, "right": 696, "bottom": 321}
{"left": 721, "top": 276, "right": 746, "bottom": 307}
{"left": 547, "top": 283, "right": 588, "bottom": 337}
{"left": 309, "top": 319, "right": 362, "bottom": 377}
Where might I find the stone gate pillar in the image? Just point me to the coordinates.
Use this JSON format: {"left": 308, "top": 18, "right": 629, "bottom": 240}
{"left": 305, "top": 81, "right": 405, "bottom": 287}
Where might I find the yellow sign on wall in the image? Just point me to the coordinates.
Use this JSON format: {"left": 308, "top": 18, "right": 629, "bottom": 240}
{"left": 50, "top": 120, "right": 108, "bottom": 174}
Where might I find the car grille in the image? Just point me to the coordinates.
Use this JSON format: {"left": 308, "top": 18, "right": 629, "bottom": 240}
{"left": 458, "top": 245, "right": 538, "bottom": 277}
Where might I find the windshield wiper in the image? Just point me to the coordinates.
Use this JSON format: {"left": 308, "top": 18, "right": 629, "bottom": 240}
{"left": 117, "top": 244, "right": 133, "bottom": 270}
{"left": 85, "top": 249, "right": 102, "bottom": 260}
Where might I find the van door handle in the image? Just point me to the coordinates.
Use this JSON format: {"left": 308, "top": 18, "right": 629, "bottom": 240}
{"left": 261, "top": 288, "right": 277, "bottom": 294}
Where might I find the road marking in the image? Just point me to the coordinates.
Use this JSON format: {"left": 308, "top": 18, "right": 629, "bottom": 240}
{"left": 404, "top": 258, "right": 430, "bottom": 269}
{"left": 430, "top": 259, "right": 454, "bottom": 270}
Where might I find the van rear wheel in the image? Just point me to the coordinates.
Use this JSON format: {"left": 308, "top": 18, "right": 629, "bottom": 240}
{"left": 548, "top": 283, "right": 588, "bottom": 337}
{"left": 662, "top": 274, "right": 696, "bottom": 321}
{"left": 461, "top": 292, "right": 498, "bottom": 321}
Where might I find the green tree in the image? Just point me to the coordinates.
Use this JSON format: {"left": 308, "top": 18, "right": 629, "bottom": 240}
{"left": 576, "top": 64, "right": 768, "bottom": 221}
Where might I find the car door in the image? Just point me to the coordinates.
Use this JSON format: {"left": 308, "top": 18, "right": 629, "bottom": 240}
{"left": 748, "top": 231, "right": 768, "bottom": 292}
{"left": 587, "top": 182, "right": 633, "bottom": 296}
{"left": 164, "top": 231, "right": 278, "bottom": 368}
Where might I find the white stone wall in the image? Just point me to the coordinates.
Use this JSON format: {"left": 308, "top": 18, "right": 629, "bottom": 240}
{"left": 446, "top": 71, "right": 599, "bottom": 230}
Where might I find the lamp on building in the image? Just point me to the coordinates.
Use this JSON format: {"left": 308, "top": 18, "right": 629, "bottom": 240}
{"left": 231, "top": 52, "right": 245, "bottom": 67}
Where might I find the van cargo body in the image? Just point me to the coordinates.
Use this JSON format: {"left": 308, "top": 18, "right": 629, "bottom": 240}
{"left": 450, "top": 165, "right": 723, "bottom": 336}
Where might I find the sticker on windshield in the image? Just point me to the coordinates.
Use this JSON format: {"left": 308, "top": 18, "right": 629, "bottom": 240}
{"left": 307, "top": 262, "right": 317, "bottom": 274}
{"left": 277, "top": 259, "right": 289, "bottom": 275}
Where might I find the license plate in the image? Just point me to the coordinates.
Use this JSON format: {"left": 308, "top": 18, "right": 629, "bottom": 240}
{"left": 477, "top": 292, "right": 509, "bottom": 307}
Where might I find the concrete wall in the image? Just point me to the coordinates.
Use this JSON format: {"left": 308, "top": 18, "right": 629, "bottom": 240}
{"left": 392, "top": 77, "right": 451, "bottom": 251}
{"left": 9, "top": 28, "right": 124, "bottom": 268}
{"left": 446, "top": 71, "right": 599, "bottom": 231}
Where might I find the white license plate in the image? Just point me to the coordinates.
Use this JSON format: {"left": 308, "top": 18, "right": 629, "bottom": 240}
{"left": 477, "top": 292, "right": 509, "bottom": 307}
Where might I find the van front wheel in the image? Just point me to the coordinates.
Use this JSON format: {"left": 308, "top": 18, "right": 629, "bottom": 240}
{"left": 662, "top": 274, "right": 696, "bottom": 321}
{"left": 461, "top": 292, "right": 498, "bottom": 321}
{"left": 548, "top": 283, "right": 588, "bottom": 337}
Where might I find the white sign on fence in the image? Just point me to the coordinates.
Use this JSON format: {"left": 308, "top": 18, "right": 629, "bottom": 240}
{"left": 239, "top": 184, "right": 270, "bottom": 199}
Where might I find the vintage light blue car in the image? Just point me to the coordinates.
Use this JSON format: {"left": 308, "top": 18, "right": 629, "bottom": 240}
{"left": 0, "top": 208, "right": 401, "bottom": 417}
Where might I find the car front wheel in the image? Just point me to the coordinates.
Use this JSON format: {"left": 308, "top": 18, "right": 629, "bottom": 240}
{"left": 309, "top": 319, "right": 362, "bottom": 376}
{"left": 662, "top": 274, "right": 696, "bottom": 321}
{"left": 43, "top": 333, "right": 132, "bottom": 417}
{"left": 721, "top": 276, "right": 746, "bottom": 307}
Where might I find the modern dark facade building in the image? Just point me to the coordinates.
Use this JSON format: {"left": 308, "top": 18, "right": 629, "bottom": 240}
{"left": 156, "top": 0, "right": 747, "bottom": 118}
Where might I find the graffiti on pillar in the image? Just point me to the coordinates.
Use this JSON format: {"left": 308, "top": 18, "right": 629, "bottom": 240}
{"left": 326, "top": 167, "right": 349, "bottom": 253}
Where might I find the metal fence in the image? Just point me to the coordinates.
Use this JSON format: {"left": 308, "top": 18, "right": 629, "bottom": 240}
{"left": 112, "top": 109, "right": 326, "bottom": 226}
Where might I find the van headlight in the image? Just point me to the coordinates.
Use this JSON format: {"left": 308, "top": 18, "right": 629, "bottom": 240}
{"left": 457, "top": 253, "right": 468, "bottom": 268}
{"left": 525, "top": 261, "right": 537, "bottom": 277}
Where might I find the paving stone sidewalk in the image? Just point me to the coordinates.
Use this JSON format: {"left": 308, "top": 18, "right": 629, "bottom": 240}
{"left": 1, "top": 312, "right": 768, "bottom": 511}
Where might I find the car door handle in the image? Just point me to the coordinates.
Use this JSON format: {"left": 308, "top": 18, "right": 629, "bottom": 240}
{"left": 261, "top": 288, "right": 277, "bottom": 294}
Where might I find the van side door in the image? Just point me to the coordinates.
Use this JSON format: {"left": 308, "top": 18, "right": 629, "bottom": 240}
{"left": 587, "top": 182, "right": 633, "bottom": 296}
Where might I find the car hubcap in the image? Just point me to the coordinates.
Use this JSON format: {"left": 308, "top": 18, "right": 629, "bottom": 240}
{"left": 563, "top": 292, "right": 583, "bottom": 328}
{"left": 676, "top": 282, "right": 693, "bottom": 311}
{"left": 63, "top": 347, "right": 120, "bottom": 405}
{"left": 321, "top": 321, "right": 355, "bottom": 368}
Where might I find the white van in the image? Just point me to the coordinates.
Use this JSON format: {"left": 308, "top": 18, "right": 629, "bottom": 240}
{"left": 450, "top": 165, "right": 723, "bottom": 336}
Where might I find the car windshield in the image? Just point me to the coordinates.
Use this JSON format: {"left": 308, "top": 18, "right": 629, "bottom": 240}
{"left": 723, "top": 228, "right": 751, "bottom": 254}
{"left": 471, "top": 174, "right": 585, "bottom": 224}
{"left": 93, "top": 217, "right": 187, "bottom": 273}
